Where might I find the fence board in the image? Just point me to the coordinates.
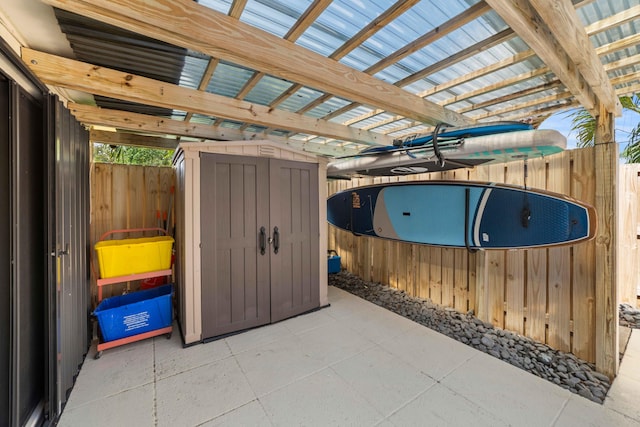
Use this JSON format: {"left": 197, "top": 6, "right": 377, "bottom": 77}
{"left": 469, "top": 164, "right": 488, "bottom": 321}
{"left": 547, "top": 153, "right": 572, "bottom": 352}
{"left": 128, "top": 167, "right": 145, "bottom": 229}
{"left": 418, "top": 245, "right": 430, "bottom": 299}
{"left": 525, "top": 157, "right": 548, "bottom": 342}
{"left": 571, "top": 148, "right": 596, "bottom": 362}
{"left": 452, "top": 169, "right": 470, "bottom": 313}
{"left": 618, "top": 164, "right": 639, "bottom": 305}
{"left": 486, "top": 163, "right": 506, "bottom": 328}
{"left": 505, "top": 161, "right": 526, "bottom": 334}
{"left": 91, "top": 164, "right": 112, "bottom": 244}
{"left": 429, "top": 246, "right": 443, "bottom": 305}
{"left": 108, "top": 165, "right": 130, "bottom": 295}
{"left": 439, "top": 171, "right": 455, "bottom": 307}
{"left": 111, "top": 164, "right": 129, "bottom": 231}
{"left": 145, "top": 167, "right": 160, "bottom": 230}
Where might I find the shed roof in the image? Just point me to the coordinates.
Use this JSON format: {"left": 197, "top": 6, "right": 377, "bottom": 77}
{"left": 3, "top": 0, "right": 639, "bottom": 156}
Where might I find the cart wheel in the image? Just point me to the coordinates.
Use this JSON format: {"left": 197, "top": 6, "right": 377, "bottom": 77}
{"left": 165, "top": 332, "right": 172, "bottom": 340}
{"left": 95, "top": 351, "right": 103, "bottom": 360}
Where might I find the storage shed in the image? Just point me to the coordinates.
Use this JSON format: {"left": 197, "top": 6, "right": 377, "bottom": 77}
{"left": 173, "top": 141, "right": 328, "bottom": 344}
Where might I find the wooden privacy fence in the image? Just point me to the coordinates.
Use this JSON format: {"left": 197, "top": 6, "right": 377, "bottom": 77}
{"left": 619, "top": 163, "right": 640, "bottom": 306}
{"left": 90, "top": 163, "right": 174, "bottom": 301}
{"left": 328, "top": 148, "right": 601, "bottom": 363}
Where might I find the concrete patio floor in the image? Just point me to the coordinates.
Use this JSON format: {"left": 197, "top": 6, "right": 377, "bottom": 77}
{"left": 58, "top": 286, "right": 640, "bottom": 426}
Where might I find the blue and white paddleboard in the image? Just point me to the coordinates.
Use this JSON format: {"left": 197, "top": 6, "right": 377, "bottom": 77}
{"left": 327, "top": 181, "right": 596, "bottom": 250}
{"left": 357, "top": 121, "right": 533, "bottom": 155}
{"left": 327, "top": 128, "right": 566, "bottom": 178}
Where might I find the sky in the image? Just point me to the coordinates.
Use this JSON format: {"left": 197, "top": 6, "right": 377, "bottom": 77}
{"left": 538, "top": 106, "right": 639, "bottom": 153}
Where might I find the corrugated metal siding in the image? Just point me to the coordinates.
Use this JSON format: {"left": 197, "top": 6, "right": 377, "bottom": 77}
{"left": 54, "top": 8, "right": 186, "bottom": 117}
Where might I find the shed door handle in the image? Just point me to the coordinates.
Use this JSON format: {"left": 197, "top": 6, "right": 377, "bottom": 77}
{"left": 259, "top": 226, "right": 266, "bottom": 255}
{"left": 273, "top": 226, "right": 279, "bottom": 254}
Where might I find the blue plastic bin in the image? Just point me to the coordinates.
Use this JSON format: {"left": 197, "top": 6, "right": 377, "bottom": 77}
{"left": 94, "top": 284, "right": 173, "bottom": 342}
{"left": 328, "top": 250, "right": 341, "bottom": 274}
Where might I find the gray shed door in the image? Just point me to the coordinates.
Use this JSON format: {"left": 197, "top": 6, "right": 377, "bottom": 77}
{"left": 200, "top": 154, "right": 319, "bottom": 339}
{"left": 270, "top": 159, "right": 319, "bottom": 322}
{"left": 200, "top": 154, "right": 271, "bottom": 338}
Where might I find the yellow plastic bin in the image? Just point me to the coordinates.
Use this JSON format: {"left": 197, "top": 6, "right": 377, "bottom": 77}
{"left": 95, "top": 235, "right": 174, "bottom": 279}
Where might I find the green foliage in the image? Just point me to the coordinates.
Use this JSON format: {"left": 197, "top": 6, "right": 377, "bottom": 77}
{"left": 568, "top": 108, "right": 596, "bottom": 149}
{"left": 621, "top": 124, "right": 640, "bottom": 163}
{"left": 93, "top": 144, "right": 174, "bottom": 166}
{"left": 567, "top": 94, "right": 640, "bottom": 163}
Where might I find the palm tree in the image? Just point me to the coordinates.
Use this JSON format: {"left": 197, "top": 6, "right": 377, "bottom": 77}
{"left": 567, "top": 93, "right": 640, "bottom": 162}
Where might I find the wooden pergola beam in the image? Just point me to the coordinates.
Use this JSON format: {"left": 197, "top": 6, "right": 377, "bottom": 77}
{"left": 484, "top": 0, "right": 604, "bottom": 115}
{"left": 283, "top": 0, "right": 333, "bottom": 41}
{"left": 90, "top": 129, "right": 179, "bottom": 149}
{"left": 79, "top": 104, "right": 361, "bottom": 156}
{"left": 23, "top": 49, "right": 393, "bottom": 147}
{"left": 228, "top": 0, "right": 248, "bottom": 19}
{"left": 71, "top": 103, "right": 255, "bottom": 141}
{"left": 43, "top": 0, "right": 472, "bottom": 127}
{"left": 529, "top": 0, "right": 621, "bottom": 115}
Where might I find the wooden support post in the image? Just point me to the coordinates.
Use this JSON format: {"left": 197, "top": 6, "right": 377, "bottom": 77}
{"left": 594, "top": 103, "right": 619, "bottom": 379}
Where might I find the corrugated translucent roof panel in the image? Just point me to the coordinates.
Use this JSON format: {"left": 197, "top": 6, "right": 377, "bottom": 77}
{"left": 295, "top": 0, "right": 378, "bottom": 56}
{"left": 579, "top": 0, "right": 640, "bottom": 54}
{"left": 388, "top": 124, "right": 430, "bottom": 138}
{"left": 304, "top": 97, "right": 351, "bottom": 118}
{"left": 277, "top": 86, "right": 324, "bottom": 112}
{"left": 206, "top": 62, "right": 255, "bottom": 98}
{"left": 244, "top": 75, "right": 295, "bottom": 105}
{"left": 180, "top": 54, "right": 208, "bottom": 90}
{"left": 244, "top": 124, "right": 269, "bottom": 132}
{"left": 189, "top": 114, "right": 217, "bottom": 125}
{"left": 373, "top": 119, "right": 414, "bottom": 134}
{"left": 328, "top": 105, "right": 376, "bottom": 124}
{"left": 578, "top": 0, "right": 634, "bottom": 26}
{"left": 353, "top": 112, "right": 394, "bottom": 129}
{"left": 198, "top": 0, "right": 232, "bottom": 15}
{"left": 220, "top": 120, "right": 244, "bottom": 129}
{"left": 382, "top": 1, "right": 465, "bottom": 50}
{"left": 240, "top": 0, "right": 313, "bottom": 38}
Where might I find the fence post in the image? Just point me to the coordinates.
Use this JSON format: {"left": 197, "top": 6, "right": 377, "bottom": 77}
{"left": 594, "top": 103, "right": 619, "bottom": 379}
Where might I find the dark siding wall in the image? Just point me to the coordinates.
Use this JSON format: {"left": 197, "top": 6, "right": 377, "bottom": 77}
{"left": 15, "top": 83, "right": 46, "bottom": 426}
{"left": 0, "top": 74, "right": 10, "bottom": 427}
{"left": 0, "top": 55, "right": 90, "bottom": 425}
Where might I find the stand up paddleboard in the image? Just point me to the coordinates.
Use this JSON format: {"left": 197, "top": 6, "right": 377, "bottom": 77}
{"left": 327, "top": 123, "right": 566, "bottom": 179}
{"left": 327, "top": 181, "right": 596, "bottom": 250}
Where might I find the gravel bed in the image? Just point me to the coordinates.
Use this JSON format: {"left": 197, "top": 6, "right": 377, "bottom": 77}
{"left": 329, "top": 271, "right": 612, "bottom": 404}
{"left": 620, "top": 303, "right": 640, "bottom": 329}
